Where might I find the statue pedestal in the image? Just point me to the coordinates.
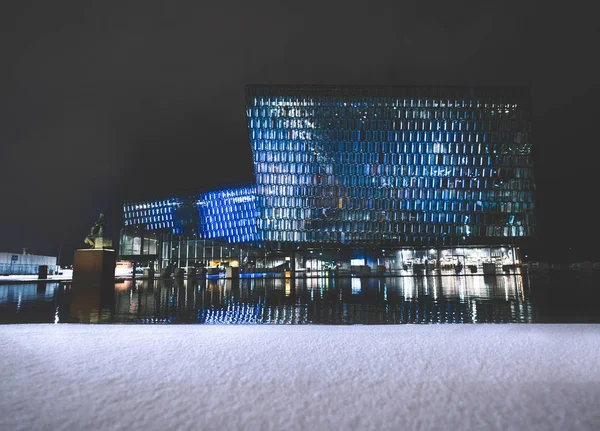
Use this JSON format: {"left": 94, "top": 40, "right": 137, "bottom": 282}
{"left": 73, "top": 248, "right": 116, "bottom": 285}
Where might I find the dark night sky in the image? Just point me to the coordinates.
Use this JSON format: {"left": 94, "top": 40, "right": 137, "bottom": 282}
{"left": 2, "top": 1, "right": 599, "bottom": 263}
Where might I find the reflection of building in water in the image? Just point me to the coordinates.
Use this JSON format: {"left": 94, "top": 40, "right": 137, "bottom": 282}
{"left": 119, "top": 86, "right": 535, "bottom": 278}
{"left": 0, "top": 282, "right": 57, "bottom": 303}
{"left": 0, "top": 282, "right": 59, "bottom": 323}
{"left": 105, "top": 273, "right": 532, "bottom": 324}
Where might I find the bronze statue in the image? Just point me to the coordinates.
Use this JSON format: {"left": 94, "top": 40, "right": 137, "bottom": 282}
{"left": 85, "top": 213, "right": 107, "bottom": 248}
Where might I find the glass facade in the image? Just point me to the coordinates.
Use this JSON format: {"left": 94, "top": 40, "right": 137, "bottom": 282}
{"left": 121, "top": 85, "right": 536, "bottom": 274}
{"left": 197, "top": 186, "right": 258, "bottom": 244}
{"left": 246, "top": 85, "right": 534, "bottom": 247}
{"left": 123, "top": 197, "right": 188, "bottom": 235}
{"left": 122, "top": 186, "right": 257, "bottom": 244}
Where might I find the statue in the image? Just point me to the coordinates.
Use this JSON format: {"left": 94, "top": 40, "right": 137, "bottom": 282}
{"left": 85, "top": 213, "right": 110, "bottom": 248}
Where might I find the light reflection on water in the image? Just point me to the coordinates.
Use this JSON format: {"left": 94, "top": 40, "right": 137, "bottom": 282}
{"left": 0, "top": 274, "right": 544, "bottom": 324}
{"left": 2, "top": 271, "right": 599, "bottom": 324}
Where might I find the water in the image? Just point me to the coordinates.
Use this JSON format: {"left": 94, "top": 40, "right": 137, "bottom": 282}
{"left": 1, "top": 272, "right": 599, "bottom": 324}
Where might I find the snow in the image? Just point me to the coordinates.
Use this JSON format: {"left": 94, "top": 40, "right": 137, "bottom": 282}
{"left": 0, "top": 269, "right": 74, "bottom": 282}
{"left": 1, "top": 325, "right": 599, "bottom": 430}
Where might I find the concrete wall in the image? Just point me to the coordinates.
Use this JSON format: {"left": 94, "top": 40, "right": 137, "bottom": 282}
{"left": 0, "top": 252, "right": 58, "bottom": 275}
{"left": 0, "top": 252, "right": 57, "bottom": 266}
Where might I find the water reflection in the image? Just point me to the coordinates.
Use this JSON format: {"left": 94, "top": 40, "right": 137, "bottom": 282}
{"left": 109, "top": 274, "right": 531, "bottom": 324}
{"left": 1, "top": 272, "right": 597, "bottom": 324}
{"left": 0, "top": 282, "right": 58, "bottom": 323}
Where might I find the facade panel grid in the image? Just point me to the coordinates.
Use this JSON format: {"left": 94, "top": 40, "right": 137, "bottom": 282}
{"left": 246, "top": 85, "right": 534, "bottom": 247}
{"left": 123, "top": 186, "right": 258, "bottom": 244}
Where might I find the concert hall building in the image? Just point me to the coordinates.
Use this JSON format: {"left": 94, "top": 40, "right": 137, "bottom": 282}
{"left": 119, "top": 85, "right": 535, "bottom": 276}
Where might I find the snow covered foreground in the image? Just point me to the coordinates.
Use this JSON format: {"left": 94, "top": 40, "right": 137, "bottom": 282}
{"left": 1, "top": 325, "right": 599, "bottom": 431}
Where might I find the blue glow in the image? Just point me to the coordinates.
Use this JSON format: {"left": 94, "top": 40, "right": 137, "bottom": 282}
{"left": 123, "top": 86, "right": 535, "bottom": 248}
{"left": 197, "top": 186, "right": 258, "bottom": 243}
{"left": 122, "top": 187, "right": 258, "bottom": 244}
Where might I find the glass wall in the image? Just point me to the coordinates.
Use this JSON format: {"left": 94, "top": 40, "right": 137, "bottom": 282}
{"left": 197, "top": 186, "right": 258, "bottom": 244}
{"left": 122, "top": 197, "right": 188, "bottom": 235}
{"left": 122, "top": 186, "right": 257, "bottom": 245}
{"left": 246, "top": 85, "right": 535, "bottom": 247}
{"left": 120, "top": 86, "right": 536, "bottom": 264}
{"left": 119, "top": 229, "right": 158, "bottom": 257}
{"left": 158, "top": 236, "right": 287, "bottom": 274}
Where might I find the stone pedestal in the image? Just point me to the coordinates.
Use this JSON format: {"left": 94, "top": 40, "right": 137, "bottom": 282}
{"left": 73, "top": 249, "right": 116, "bottom": 284}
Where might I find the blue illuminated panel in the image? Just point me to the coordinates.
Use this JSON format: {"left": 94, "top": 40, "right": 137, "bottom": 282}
{"left": 123, "top": 186, "right": 258, "bottom": 243}
{"left": 197, "top": 186, "right": 258, "bottom": 243}
{"left": 246, "top": 86, "right": 535, "bottom": 246}
{"left": 123, "top": 197, "right": 185, "bottom": 234}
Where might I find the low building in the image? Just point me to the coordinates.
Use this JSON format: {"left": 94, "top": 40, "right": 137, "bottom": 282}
{"left": 0, "top": 252, "right": 58, "bottom": 276}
